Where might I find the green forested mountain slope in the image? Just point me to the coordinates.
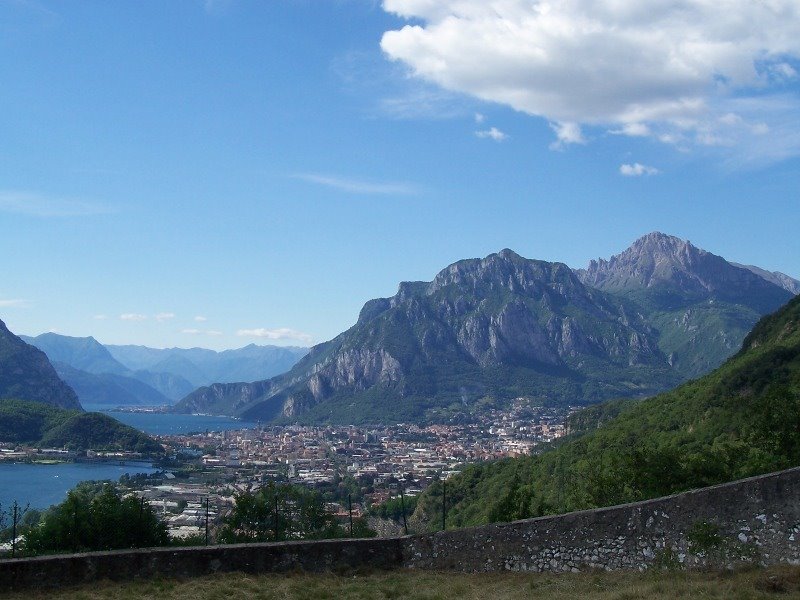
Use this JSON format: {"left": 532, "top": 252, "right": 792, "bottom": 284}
{"left": 0, "top": 399, "right": 163, "bottom": 453}
{"left": 412, "top": 294, "right": 800, "bottom": 530}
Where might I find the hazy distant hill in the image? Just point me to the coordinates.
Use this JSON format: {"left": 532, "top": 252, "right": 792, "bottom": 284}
{"left": 53, "top": 362, "right": 171, "bottom": 407}
{"left": 20, "top": 333, "right": 129, "bottom": 375}
{"left": 410, "top": 292, "right": 800, "bottom": 530}
{"left": 0, "top": 320, "right": 81, "bottom": 410}
{"left": 22, "top": 333, "right": 191, "bottom": 404}
{"left": 106, "top": 344, "right": 309, "bottom": 387}
{"left": 174, "top": 233, "right": 794, "bottom": 425}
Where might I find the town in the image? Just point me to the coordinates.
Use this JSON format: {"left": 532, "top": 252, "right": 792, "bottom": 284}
{"left": 135, "top": 401, "right": 573, "bottom": 539}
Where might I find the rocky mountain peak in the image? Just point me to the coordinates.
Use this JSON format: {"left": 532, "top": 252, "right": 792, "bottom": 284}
{"left": 426, "top": 249, "right": 581, "bottom": 298}
{"left": 578, "top": 232, "right": 792, "bottom": 315}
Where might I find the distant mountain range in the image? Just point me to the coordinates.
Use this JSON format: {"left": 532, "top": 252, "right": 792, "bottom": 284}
{"left": 174, "top": 232, "right": 797, "bottom": 424}
{"left": 105, "top": 344, "right": 308, "bottom": 388}
{"left": 20, "top": 333, "right": 308, "bottom": 407}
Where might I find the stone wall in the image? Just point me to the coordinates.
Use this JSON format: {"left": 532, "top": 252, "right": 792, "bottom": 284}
{"left": 0, "top": 538, "right": 403, "bottom": 591}
{"left": 404, "top": 466, "right": 800, "bottom": 572}
{"left": 2, "top": 467, "right": 800, "bottom": 590}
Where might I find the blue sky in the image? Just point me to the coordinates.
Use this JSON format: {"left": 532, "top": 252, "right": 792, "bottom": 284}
{"left": 1, "top": 0, "right": 798, "bottom": 350}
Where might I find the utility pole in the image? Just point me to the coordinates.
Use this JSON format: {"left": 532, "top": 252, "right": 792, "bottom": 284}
{"left": 10, "top": 501, "right": 28, "bottom": 559}
{"left": 348, "top": 494, "right": 353, "bottom": 538}
{"left": 11, "top": 502, "right": 18, "bottom": 559}
{"left": 442, "top": 480, "right": 447, "bottom": 532}
{"left": 399, "top": 485, "right": 409, "bottom": 535}
{"left": 205, "top": 497, "right": 210, "bottom": 546}
{"left": 138, "top": 496, "right": 145, "bottom": 548}
{"left": 274, "top": 495, "right": 279, "bottom": 542}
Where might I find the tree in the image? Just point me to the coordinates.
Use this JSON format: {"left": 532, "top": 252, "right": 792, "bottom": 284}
{"left": 218, "top": 483, "right": 372, "bottom": 543}
{"left": 23, "top": 482, "right": 168, "bottom": 555}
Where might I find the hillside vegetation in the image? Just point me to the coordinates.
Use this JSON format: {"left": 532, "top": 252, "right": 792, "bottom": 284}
{"left": 411, "top": 295, "right": 800, "bottom": 530}
{"left": 0, "top": 399, "right": 163, "bottom": 454}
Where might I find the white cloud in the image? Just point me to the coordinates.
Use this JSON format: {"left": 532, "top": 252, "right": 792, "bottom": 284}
{"left": 380, "top": 0, "right": 800, "bottom": 159}
{"left": 0, "top": 298, "right": 27, "bottom": 308}
{"left": 155, "top": 312, "right": 175, "bottom": 322}
{"left": 93, "top": 314, "right": 108, "bottom": 320}
{"left": 194, "top": 315, "right": 208, "bottom": 322}
{"left": 474, "top": 112, "right": 486, "bottom": 124}
{"left": 0, "top": 190, "right": 113, "bottom": 217}
{"left": 611, "top": 123, "right": 651, "bottom": 137}
{"left": 294, "top": 173, "right": 417, "bottom": 195}
{"left": 475, "top": 127, "right": 508, "bottom": 142}
{"left": 237, "top": 327, "right": 313, "bottom": 344}
{"left": 120, "top": 313, "right": 147, "bottom": 322}
{"left": 549, "top": 121, "right": 586, "bottom": 150}
{"left": 182, "top": 328, "right": 225, "bottom": 336}
{"left": 620, "top": 163, "right": 660, "bottom": 177}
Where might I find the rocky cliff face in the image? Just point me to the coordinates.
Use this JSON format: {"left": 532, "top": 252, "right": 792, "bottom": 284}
{"left": 174, "top": 234, "right": 796, "bottom": 424}
{"left": 0, "top": 319, "right": 82, "bottom": 410}
{"left": 578, "top": 232, "right": 790, "bottom": 312}
{"left": 175, "top": 250, "right": 678, "bottom": 423}
{"left": 577, "top": 232, "right": 794, "bottom": 377}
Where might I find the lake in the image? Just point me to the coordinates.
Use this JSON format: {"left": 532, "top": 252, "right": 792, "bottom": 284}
{"left": 0, "top": 461, "right": 159, "bottom": 511}
{"left": 0, "top": 410, "right": 256, "bottom": 511}
{"left": 82, "top": 405, "right": 257, "bottom": 436}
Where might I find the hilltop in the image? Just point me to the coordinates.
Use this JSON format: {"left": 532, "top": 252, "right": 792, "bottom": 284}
{"left": 0, "top": 399, "right": 163, "bottom": 454}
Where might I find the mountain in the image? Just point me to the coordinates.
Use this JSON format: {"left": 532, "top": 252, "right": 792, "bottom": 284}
{"left": 106, "top": 344, "right": 309, "bottom": 387}
{"left": 53, "top": 362, "right": 171, "bottom": 407}
{"left": 0, "top": 319, "right": 81, "bottom": 410}
{"left": 129, "top": 369, "right": 195, "bottom": 402}
{"left": 410, "top": 293, "right": 800, "bottom": 530}
{"left": 731, "top": 262, "right": 800, "bottom": 295}
{"left": 176, "top": 250, "right": 683, "bottom": 423}
{"left": 175, "top": 235, "right": 795, "bottom": 425}
{"left": 22, "top": 333, "right": 194, "bottom": 403}
{"left": 576, "top": 232, "right": 794, "bottom": 377}
{"left": 0, "top": 399, "right": 162, "bottom": 453}
{"left": 20, "top": 333, "right": 129, "bottom": 375}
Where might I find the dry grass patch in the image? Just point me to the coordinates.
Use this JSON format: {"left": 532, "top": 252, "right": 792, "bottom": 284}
{"left": 4, "top": 566, "right": 800, "bottom": 600}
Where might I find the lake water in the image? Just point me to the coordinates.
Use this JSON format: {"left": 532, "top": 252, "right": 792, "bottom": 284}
{"left": 0, "top": 410, "right": 256, "bottom": 511}
{"left": 0, "top": 461, "right": 159, "bottom": 511}
{"left": 82, "top": 405, "right": 257, "bottom": 436}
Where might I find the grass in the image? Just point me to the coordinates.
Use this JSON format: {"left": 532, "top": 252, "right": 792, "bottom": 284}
{"left": 4, "top": 566, "right": 800, "bottom": 600}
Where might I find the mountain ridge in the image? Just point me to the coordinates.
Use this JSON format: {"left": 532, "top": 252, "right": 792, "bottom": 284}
{"left": 175, "top": 233, "right": 793, "bottom": 424}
